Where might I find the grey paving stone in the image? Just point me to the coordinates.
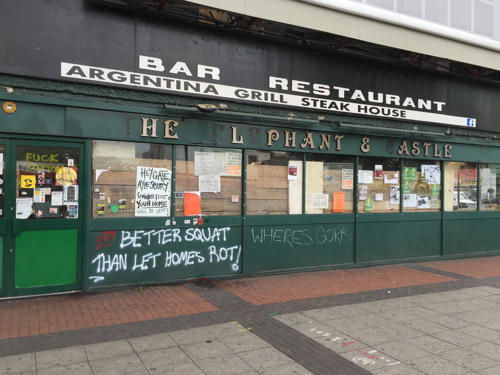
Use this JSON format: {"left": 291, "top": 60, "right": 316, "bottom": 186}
{"left": 138, "top": 346, "right": 191, "bottom": 371}
{"left": 409, "top": 354, "right": 469, "bottom": 375}
{"left": 466, "top": 341, "right": 500, "bottom": 360}
{"left": 345, "top": 327, "right": 394, "bottom": 346}
{"left": 466, "top": 298, "right": 500, "bottom": 309}
{"left": 89, "top": 353, "right": 146, "bottom": 375}
{"left": 477, "top": 364, "right": 500, "bottom": 375}
{"left": 181, "top": 339, "right": 233, "bottom": 361}
{"left": 314, "top": 334, "right": 366, "bottom": 353}
{"left": 376, "top": 322, "right": 423, "bottom": 341}
{"left": 428, "top": 314, "right": 474, "bottom": 329}
{"left": 84, "top": 340, "right": 135, "bottom": 361}
{"left": 402, "top": 318, "right": 449, "bottom": 334}
{"left": 128, "top": 333, "right": 177, "bottom": 353}
{"left": 169, "top": 327, "right": 217, "bottom": 346}
{"left": 440, "top": 288, "right": 496, "bottom": 300}
{"left": 371, "top": 362, "right": 426, "bottom": 375}
{"left": 196, "top": 353, "right": 254, "bottom": 375}
{"left": 438, "top": 348, "right": 497, "bottom": 372}
{"left": 0, "top": 353, "right": 36, "bottom": 375}
{"left": 328, "top": 303, "right": 375, "bottom": 317}
{"left": 431, "top": 330, "right": 484, "bottom": 347}
{"left": 340, "top": 347, "right": 400, "bottom": 371}
{"left": 258, "top": 362, "right": 314, "bottom": 375}
{"left": 205, "top": 322, "right": 250, "bottom": 339}
{"left": 400, "top": 305, "right": 444, "bottom": 319}
{"left": 35, "top": 345, "right": 87, "bottom": 369}
{"left": 375, "top": 340, "right": 430, "bottom": 361}
{"left": 219, "top": 331, "right": 270, "bottom": 353}
{"left": 350, "top": 312, "right": 394, "bottom": 327}
{"left": 454, "top": 310, "right": 496, "bottom": 325}
{"left": 301, "top": 307, "right": 349, "bottom": 321}
{"left": 458, "top": 325, "right": 500, "bottom": 341}
{"left": 378, "top": 309, "right": 419, "bottom": 323}
{"left": 425, "top": 301, "right": 475, "bottom": 314}
{"left": 406, "top": 293, "right": 456, "bottom": 305}
{"left": 146, "top": 361, "right": 204, "bottom": 375}
{"left": 406, "top": 335, "right": 459, "bottom": 354}
{"left": 322, "top": 316, "right": 371, "bottom": 332}
{"left": 237, "top": 347, "right": 293, "bottom": 370}
{"left": 36, "top": 362, "right": 93, "bottom": 375}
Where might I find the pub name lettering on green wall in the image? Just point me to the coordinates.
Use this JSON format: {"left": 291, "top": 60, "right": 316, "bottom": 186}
{"left": 140, "top": 118, "right": 452, "bottom": 158}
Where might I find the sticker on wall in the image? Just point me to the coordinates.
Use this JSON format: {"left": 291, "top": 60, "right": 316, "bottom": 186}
{"left": 33, "top": 188, "right": 46, "bottom": 203}
{"left": 63, "top": 185, "right": 78, "bottom": 203}
{"left": 390, "top": 185, "right": 400, "bottom": 205}
{"left": 418, "top": 195, "right": 431, "bottom": 209}
{"left": 52, "top": 191, "right": 63, "bottom": 206}
{"left": 403, "top": 180, "right": 411, "bottom": 194}
{"left": 432, "top": 184, "right": 440, "bottom": 196}
{"left": 341, "top": 169, "right": 353, "bottom": 189}
{"left": 231, "top": 195, "right": 239, "bottom": 203}
{"left": 184, "top": 191, "right": 201, "bottom": 216}
{"left": 119, "top": 199, "right": 126, "bottom": 208}
{"left": 68, "top": 204, "right": 78, "bottom": 218}
{"left": 99, "top": 192, "right": 105, "bottom": 200}
{"left": 333, "top": 191, "right": 345, "bottom": 213}
{"left": 67, "top": 159, "right": 74, "bottom": 167}
{"left": 364, "top": 197, "right": 373, "bottom": 212}
{"left": 384, "top": 172, "right": 398, "bottom": 184}
{"left": 20, "top": 175, "right": 36, "bottom": 188}
{"left": 288, "top": 166, "right": 298, "bottom": 181}
{"left": 375, "top": 165, "right": 383, "bottom": 179}
{"left": 199, "top": 175, "right": 221, "bottom": 193}
{"left": 55, "top": 166, "right": 78, "bottom": 186}
{"left": 359, "top": 186, "right": 368, "bottom": 201}
{"left": 96, "top": 204, "right": 105, "bottom": 215}
{"left": 403, "top": 194, "right": 417, "bottom": 207}
{"left": 403, "top": 167, "right": 417, "bottom": 181}
{"left": 311, "top": 193, "right": 329, "bottom": 209}
{"left": 16, "top": 198, "right": 33, "bottom": 219}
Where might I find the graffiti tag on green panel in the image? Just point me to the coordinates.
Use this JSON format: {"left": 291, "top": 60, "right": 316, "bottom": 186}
{"left": 403, "top": 167, "right": 417, "bottom": 180}
{"left": 89, "top": 227, "right": 242, "bottom": 287}
{"left": 403, "top": 180, "right": 411, "bottom": 194}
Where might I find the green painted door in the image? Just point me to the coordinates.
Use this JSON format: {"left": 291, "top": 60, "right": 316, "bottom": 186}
{"left": 1, "top": 140, "right": 84, "bottom": 297}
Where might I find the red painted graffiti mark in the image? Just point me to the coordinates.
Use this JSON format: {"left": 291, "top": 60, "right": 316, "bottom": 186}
{"left": 343, "top": 341, "right": 357, "bottom": 347}
{"left": 96, "top": 231, "right": 117, "bottom": 250}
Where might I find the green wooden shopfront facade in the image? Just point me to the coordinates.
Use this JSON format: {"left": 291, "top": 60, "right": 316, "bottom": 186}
{"left": 1, "top": 0, "right": 500, "bottom": 297}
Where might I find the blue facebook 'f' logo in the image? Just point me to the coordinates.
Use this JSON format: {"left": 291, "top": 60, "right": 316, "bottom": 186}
{"left": 467, "top": 119, "right": 476, "bottom": 127}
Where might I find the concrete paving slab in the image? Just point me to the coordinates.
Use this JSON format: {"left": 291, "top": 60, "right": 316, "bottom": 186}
{"left": 438, "top": 348, "right": 498, "bottom": 372}
{"left": 195, "top": 353, "right": 254, "bottom": 375}
{"left": 128, "top": 332, "right": 176, "bottom": 352}
{"left": 84, "top": 340, "right": 135, "bottom": 361}
{"left": 408, "top": 354, "right": 469, "bottom": 375}
{"left": 35, "top": 345, "right": 87, "bottom": 369}
{"left": 0, "top": 353, "right": 36, "bottom": 375}
{"left": 36, "top": 362, "right": 93, "bottom": 375}
{"left": 137, "top": 346, "right": 191, "bottom": 370}
{"left": 89, "top": 353, "right": 146, "bottom": 375}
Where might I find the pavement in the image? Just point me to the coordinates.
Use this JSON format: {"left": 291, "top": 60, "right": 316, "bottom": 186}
{"left": 3, "top": 256, "right": 500, "bottom": 374}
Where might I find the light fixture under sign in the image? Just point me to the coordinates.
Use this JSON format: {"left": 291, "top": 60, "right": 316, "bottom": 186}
{"left": 3, "top": 101, "right": 16, "bottom": 114}
{"left": 196, "top": 104, "right": 218, "bottom": 113}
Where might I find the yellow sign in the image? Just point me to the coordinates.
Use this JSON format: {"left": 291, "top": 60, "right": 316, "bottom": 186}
{"left": 55, "top": 167, "right": 77, "bottom": 186}
{"left": 20, "top": 175, "right": 36, "bottom": 188}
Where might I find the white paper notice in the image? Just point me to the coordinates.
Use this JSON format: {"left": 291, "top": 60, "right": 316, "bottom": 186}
{"left": 358, "top": 170, "right": 373, "bottom": 184}
{"left": 403, "top": 194, "right": 417, "bottom": 207}
{"left": 311, "top": 193, "right": 329, "bottom": 208}
{"left": 52, "top": 191, "right": 63, "bottom": 206}
{"left": 194, "top": 152, "right": 227, "bottom": 176}
{"left": 33, "top": 188, "right": 46, "bottom": 203}
{"left": 135, "top": 166, "right": 172, "bottom": 217}
{"left": 199, "top": 175, "right": 221, "bottom": 193}
{"left": 421, "top": 165, "right": 441, "bottom": 184}
{"left": 16, "top": 198, "right": 33, "bottom": 219}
